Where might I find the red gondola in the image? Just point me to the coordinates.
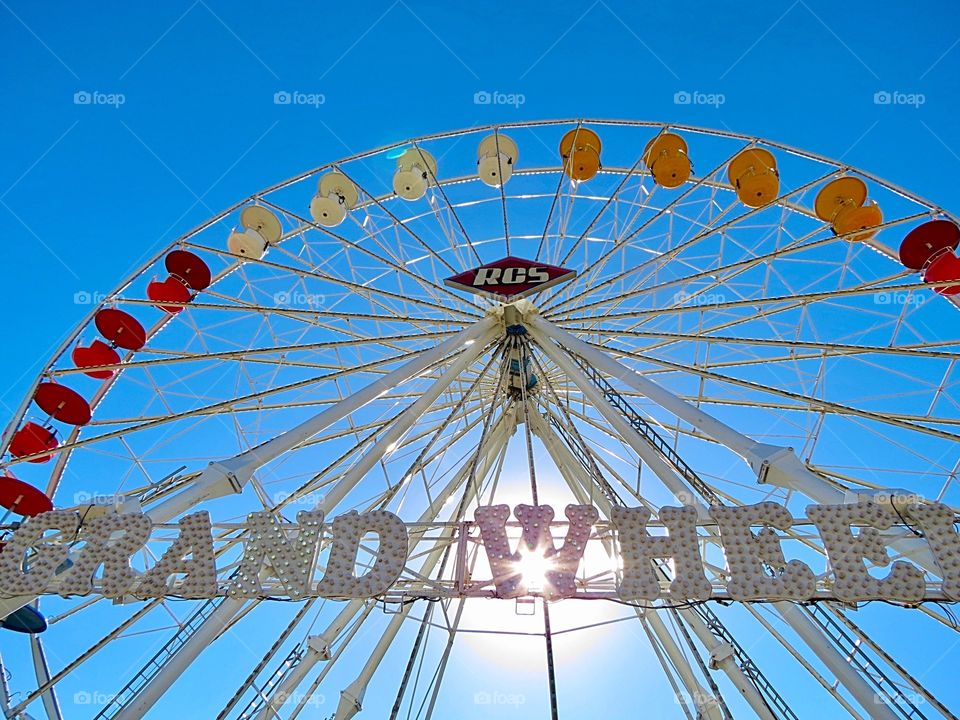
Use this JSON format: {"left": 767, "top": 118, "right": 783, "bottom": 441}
{"left": 166, "top": 249, "right": 212, "bottom": 291}
{"left": 147, "top": 275, "right": 192, "bottom": 314}
{"left": 899, "top": 219, "right": 960, "bottom": 271}
{"left": 95, "top": 308, "right": 147, "bottom": 351}
{"left": 72, "top": 340, "right": 121, "bottom": 379}
{"left": 8, "top": 422, "right": 58, "bottom": 462}
{"left": 0, "top": 475, "right": 53, "bottom": 516}
{"left": 33, "top": 382, "right": 92, "bottom": 426}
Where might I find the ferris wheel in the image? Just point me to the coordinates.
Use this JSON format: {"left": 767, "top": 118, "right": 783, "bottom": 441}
{"left": 0, "top": 118, "right": 959, "bottom": 719}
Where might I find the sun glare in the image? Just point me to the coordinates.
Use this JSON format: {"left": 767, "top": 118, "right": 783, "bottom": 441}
{"left": 514, "top": 549, "right": 553, "bottom": 592}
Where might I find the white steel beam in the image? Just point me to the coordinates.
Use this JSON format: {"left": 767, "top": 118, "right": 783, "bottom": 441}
{"left": 149, "top": 317, "right": 497, "bottom": 524}
{"left": 257, "top": 406, "right": 518, "bottom": 719}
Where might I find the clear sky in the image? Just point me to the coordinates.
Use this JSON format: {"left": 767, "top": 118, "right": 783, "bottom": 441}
{"left": 1, "top": 1, "right": 960, "bottom": 718}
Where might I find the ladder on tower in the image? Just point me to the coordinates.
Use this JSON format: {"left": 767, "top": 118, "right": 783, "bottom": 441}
{"left": 800, "top": 604, "right": 929, "bottom": 719}
{"left": 546, "top": 374, "right": 798, "bottom": 719}
{"left": 233, "top": 645, "right": 307, "bottom": 719}
{"left": 93, "top": 595, "right": 228, "bottom": 720}
{"left": 572, "top": 352, "right": 938, "bottom": 720}
{"left": 570, "top": 353, "right": 723, "bottom": 506}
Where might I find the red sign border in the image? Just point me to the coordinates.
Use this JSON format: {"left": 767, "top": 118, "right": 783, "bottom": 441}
{"left": 444, "top": 256, "right": 577, "bottom": 300}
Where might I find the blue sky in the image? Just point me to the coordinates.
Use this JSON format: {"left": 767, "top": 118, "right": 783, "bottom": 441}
{"left": 2, "top": 1, "right": 960, "bottom": 718}
{"left": 1, "top": 1, "right": 958, "bottom": 410}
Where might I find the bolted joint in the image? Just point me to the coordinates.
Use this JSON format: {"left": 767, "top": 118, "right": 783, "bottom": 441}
{"left": 708, "top": 641, "right": 735, "bottom": 670}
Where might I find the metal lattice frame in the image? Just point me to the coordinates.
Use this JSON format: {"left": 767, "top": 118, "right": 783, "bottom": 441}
{"left": 0, "top": 119, "right": 958, "bottom": 720}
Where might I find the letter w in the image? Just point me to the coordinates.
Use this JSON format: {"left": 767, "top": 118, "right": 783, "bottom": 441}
{"left": 474, "top": 504, "right": 598, "bottom": 599}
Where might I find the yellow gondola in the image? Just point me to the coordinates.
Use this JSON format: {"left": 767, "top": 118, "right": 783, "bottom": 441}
{"left": 559, "top": 127, "right": 602, "bottom": 182}
{"left": 643, "top": 132, "right": 691, "bottom": 189}
{"left": 727, "top": 148, "right": 779, "bottom": 207}
{"left": 814, "top": 176, "right": 883, "bottom": 241}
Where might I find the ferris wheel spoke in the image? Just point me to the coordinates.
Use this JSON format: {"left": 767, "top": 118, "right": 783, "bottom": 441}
{"left": 297, "top": 336, "right": 497, "bottom": 516}
{"left": 570, "top": 275, "right": 938, "bottom": 328}
{"left": 331, "top": 165, "right": 459, "bottom": 275}
{"left": 552, "top": 210, "right": 928, "bottom": 328}
{"left": 3, "top": 346, "right": 441, "bottom": 468}
{"left": 259, "top": 386, "right": 489, "bottom": 505}
{"left": 575, "top": 267, "right": 918, "bottom": 371}
{"left": 47, "top": 331, "right": 459, "bottom": 379}
{"left": 555, "top": 144, "right": 656, "bottom": 268}
{"left": 599, "top": 342, "right": 960, "bottom": 443}
{"left": 186, "top": 240, "right": 480, "bottom": 322}
{"left": 257, "top": 197, "right": 472, "bottom": 311}
{"left": 547, "top": 130, "right": 736, "bottom": 304}
{"left": 115, "top": 295, "right": 470, "bottom": 340}
{"left": 629, "top": 350, "right": 951, "bottom": 397}
{"left": 545, "top": 169, "right": 842, "bottom": 316}
{"left": 491, "top": 129, "right": 513, "bottom": 259}
{"left": 410, "top": 137, "right": 485, "bottom": 266}
{"left": 560, "top": 327, "right": 960, "bottom": 361}
{"left": 565, "top": 174, "right": 734, "bottom": 317}
{"left": 283, "top": 394, "right": 489, "bottom": 518}
{"left": 535, "top": 121, "right": 585, "bottom": 262}
{"left": 367, "top": 348, "right": 507, "bottom": 512}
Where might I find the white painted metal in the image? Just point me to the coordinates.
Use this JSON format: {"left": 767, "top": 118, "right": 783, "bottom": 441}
{"left": 528, "top": 315, "right": 939, "bottom": 570}
{"left": 775, "top": 602, "right": 898, "bottom": 720}
{"left": 529, "top": 410, "right": 776, "bottom": 720}
{"left": 148, "top": 318, "right": 498, "bottom": 525}
{"left": 2, "top": 120, "right": 955, "bottom": 720}
{"left": 29, "top": 636, "right": 62, "bottom": 720}
{"left": 256, "top": 407, "right": 517, "bottom": 719}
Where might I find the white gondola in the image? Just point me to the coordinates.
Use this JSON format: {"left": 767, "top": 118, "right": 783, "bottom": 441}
{"left": 392, "top": 147, "right": 437, "bottom": 200}
{"left": 477, "top": 133, "right": 518, "bottom": 187}
{"left": 226, "top": 205, "right": 282, "bottom": 259}
{"left": 309, "top": 172, "right": 359, "bottom": 228}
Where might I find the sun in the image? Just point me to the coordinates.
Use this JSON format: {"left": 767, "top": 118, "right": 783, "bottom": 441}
{"left": 514, "top": 547, "right": 554, "bottom": 593}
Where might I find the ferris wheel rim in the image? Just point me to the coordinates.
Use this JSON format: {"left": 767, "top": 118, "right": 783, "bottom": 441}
{"left": 0, "top": 118, "right": 958, "bottom": 720}
{"left": 4, "top": 111, "right": 956, "bottom": 470}
{"left": 1, "top": 178, "right": 955, "bottom": 501}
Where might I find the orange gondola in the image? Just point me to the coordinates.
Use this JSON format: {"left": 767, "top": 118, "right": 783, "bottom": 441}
{"left": 727, "top": 148, "right": 779, "bottom": 207}
{"left": 643, "top": 132, "right": 691, "bottom": 189}
{"left": 814, "top": 176, "right": 883, "bottom": 241}
{"left": 559, "top": 127, "right": 602, "bottom": 182}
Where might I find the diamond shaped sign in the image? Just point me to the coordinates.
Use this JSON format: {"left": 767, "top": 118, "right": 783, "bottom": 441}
{"left": 444, "top": 256, "right": 576, "bottom": 300}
